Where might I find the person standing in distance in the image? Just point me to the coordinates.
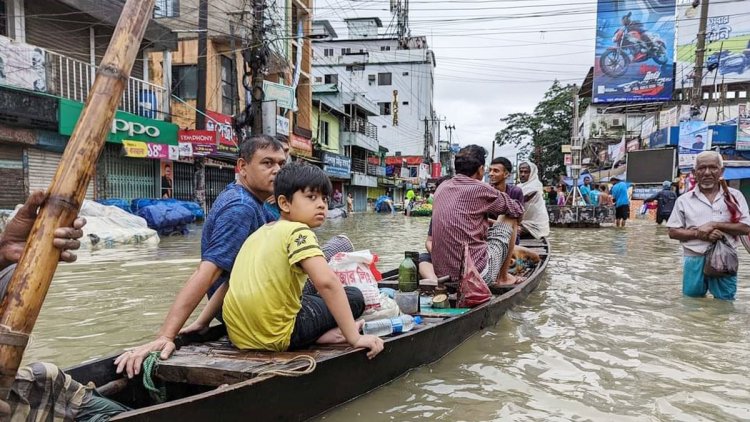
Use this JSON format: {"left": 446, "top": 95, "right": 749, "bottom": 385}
{"left": 610, "top": 176, "right": 630, "bottom": 227}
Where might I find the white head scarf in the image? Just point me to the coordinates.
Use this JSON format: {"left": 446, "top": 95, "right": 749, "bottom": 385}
{"left": 517, "top": 162, "right": 550, "bottom": 239}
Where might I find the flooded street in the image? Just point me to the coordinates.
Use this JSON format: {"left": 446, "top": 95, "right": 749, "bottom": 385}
{"left": 28, "top": 214, "right": 750, "bottom": 421}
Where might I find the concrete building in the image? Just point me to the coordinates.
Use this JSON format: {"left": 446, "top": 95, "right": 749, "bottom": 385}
{"left": 311, "top": 18, "right": 438, "bottom": 166}
{"left": 0, "top": 0, "right": 178, "bottom": 208}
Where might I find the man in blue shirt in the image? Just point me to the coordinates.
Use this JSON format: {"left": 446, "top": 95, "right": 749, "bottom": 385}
{"left": 589, "top": 183, "right": 600, "bottom": 206}
{"left": 115, "top": 135, "right": 288, "bottom": 378}
{"left": 610, "top": 176, "right": 630, "bottom": 227}
{"left": 579, "top": 176, "right": 592, "bottom": 205}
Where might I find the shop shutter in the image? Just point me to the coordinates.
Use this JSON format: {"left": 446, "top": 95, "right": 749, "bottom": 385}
{"left": 351, "top": 186, "right": 367, "bottom": 213}
{"left": 205, "top": 165, "right": 235, "bottom": 211}
{"left": 27, "top": 149, "right": 94, "bottom": 200}
{"left": 0, "top": 146, "right": 26, "bottom": 209}
{"left": 96, "top": 144, "right": 158, "bottom": 201}
{"left": 173, "top": 161, "right": 194, "bottom": 201}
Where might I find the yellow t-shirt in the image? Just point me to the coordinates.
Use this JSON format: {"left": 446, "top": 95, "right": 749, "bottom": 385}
{"left": 223, "top": 220, "right": 324, "bottom": 351}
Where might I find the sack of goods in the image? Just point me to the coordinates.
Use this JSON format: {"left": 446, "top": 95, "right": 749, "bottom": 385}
{"left": 329, "top": 250, "right": 382, "bottom": 311}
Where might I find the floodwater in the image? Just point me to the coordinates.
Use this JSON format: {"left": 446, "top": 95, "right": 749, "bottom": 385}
{"left": 26, "top": 214, "right": 750, "bottom": 421}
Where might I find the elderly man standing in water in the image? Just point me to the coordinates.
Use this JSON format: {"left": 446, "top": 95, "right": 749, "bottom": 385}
{"left": 517, "top": 162, "right": 550, "bottom": 239}
{"left": 667, "top": 151, "right": 750, "bottom": 300}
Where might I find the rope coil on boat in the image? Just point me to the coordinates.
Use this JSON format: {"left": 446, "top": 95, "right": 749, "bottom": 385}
{"left": 142, "top": 351, "right": 167, "bottom": 403}
{"left": 254, "top": 355, "right": 317, "bottom": 377}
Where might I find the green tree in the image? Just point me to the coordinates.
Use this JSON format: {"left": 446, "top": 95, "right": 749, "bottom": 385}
{"left": 495, "top": 80, "right": 577, "bottom": 184}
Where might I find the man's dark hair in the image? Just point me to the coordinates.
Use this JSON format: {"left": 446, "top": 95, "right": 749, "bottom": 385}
{"left": 274, "top": 162, "right": 332, "bottom": 203}
{"left": 239, "top": 135, "right": 284, "bottom": 161}
{"left": 695, "top": 134, "right": 703, "bottom": 140}
{"left": 454, "top": 145, "right": 487, "bottom": 176}
{"left": 435, "top": 175, "right": 452, "bottom": 189}
{"left": 490, "top": 156, "right": 513, "bottom": 173}
{"left": 599, "top": 185, "right": 607, "bottom": 192}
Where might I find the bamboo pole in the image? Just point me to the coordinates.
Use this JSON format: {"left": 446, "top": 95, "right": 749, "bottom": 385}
{"left": 0, "top": 0, "right": 156, "bottom": 398}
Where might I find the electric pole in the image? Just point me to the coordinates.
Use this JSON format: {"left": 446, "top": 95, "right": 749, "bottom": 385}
{"left": 249, "top": 0, "right": 266, "bottom": 135}
{"left": 196, "top": 0, "right": 208, "bottom": 128}
{"left": 194, "top": 0, "right": 208, "bottom": 211}
{"left": 691, "top": 0, "right": 710, "bottom": 112}
{"left": 423, "top": 117, "right": 431, "bottom": 164}
{"left": 445, "top": 124, "right": 455, "bottom": 176}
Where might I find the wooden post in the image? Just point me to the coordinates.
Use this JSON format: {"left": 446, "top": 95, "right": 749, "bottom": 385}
{"left": 0, "top": 0, "right": 156, "bottom": 398}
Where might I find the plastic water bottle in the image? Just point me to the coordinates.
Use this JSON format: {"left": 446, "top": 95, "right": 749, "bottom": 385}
{"left": 363, "top": 315, "right": 423, "bottom": 337}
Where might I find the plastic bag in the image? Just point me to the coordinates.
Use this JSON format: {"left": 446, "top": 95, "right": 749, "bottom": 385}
{"left": 458, "top": 244, "right": 492, "bottom": 308}
{"left": 704, "top": 237, "right": 739, "bottom": 277}
{"left": 360, "top": 293, "right": 400, "bottom": 321}
{"left": 329, "top": 250, "right": 381, "bottom": 310}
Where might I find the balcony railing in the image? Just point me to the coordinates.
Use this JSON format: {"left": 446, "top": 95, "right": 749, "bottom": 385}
{"left": 343, "top": 117, "right": 378, "bottom": 140}
{"left": 46, "top": 49, "right": 167, "bottom": 120}
{"left": 351, "top": 157, "right": 367, "bottom": 174}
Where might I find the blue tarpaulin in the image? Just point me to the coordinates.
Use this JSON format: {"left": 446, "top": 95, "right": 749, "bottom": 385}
{"left": 723, "top": 167, "right": 750, "bottom": 180}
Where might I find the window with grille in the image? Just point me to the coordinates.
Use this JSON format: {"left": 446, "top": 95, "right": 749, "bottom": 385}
{"left": 320, "top": 121, "right": 329, "bottom": 146}
{"left": 378, "top": 73, "right": 392, "bottom": 86}
{"left": 324, "top": 48, "right": 334, "bottom": 57}
{"left": 154, "top": 0, "right": 179, "bottom": 18}
{"left": 172, "top": 65, "right": 197, "bottom": 100}
{"left": 380, "top": 46, "right": 391, "bottom": 51}
{"left": 221, "top": 55, "right": 236, "bottom": 115}
{"left": 0, "top": 1, "right": 6, "bottom": 36}
{"left": 341, "top": 48, "right": 351, "bottom": 55}
{"left": 379, "top": 102, "right": 391, "bottom": 116}
{"left": 324, "top": 74, "right": 338, "bottom": 84}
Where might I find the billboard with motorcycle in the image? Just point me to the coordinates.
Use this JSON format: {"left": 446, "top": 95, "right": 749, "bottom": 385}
{"left": 593, "top": 0, "right": 676, "bottom": 103}
{"left": 676, "top": 0, "right": 750, "bottom": 88}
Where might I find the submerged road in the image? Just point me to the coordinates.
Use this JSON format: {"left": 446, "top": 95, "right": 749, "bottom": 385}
{"left": 27, "top": 214, "right": 750, "bottom": 420}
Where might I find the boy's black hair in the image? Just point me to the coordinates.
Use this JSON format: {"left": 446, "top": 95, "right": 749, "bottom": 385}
{"left": 454, "top": 144, "right": 487, "bottom": 176}
{"left": 239, "top": 135, "right": 284, "bottom": 161}
{"left": 490, "top": 156, "right": 513, "bottom": 173}
{"left": 274, "top": 162, "right": 332, "bottom": 202}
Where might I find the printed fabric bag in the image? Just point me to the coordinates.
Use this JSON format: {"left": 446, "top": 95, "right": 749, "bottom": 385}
{"left": 457, "top": 244, "right": 492, "bottom": 308}
{"left": 329, "top": 250, "right": 381, "bottom": 311}
{"left": 704, "top": 236, "right": 738, "bottom": 277}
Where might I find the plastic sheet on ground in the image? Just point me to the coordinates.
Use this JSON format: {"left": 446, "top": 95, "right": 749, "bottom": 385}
{"left": 78, "top": 200, "right": 160, "bottom": 249}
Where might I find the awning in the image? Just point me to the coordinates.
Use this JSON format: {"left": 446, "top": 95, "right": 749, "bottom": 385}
{"left": 723, "top": 166, "right": 750, "bottom": 180}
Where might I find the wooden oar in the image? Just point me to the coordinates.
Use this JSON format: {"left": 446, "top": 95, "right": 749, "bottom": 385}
{"left": 0, "top": 0, "right": 156, "bottom": 398}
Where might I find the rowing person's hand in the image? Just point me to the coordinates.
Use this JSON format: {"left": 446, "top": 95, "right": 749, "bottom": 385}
{"left": 354, "top": 334, "right": 384, "bottom": 359}
{"left": 114, "top": 336, "right": 176, "bottom": 379}
{"left": 0, "top": 191, "right": 86, "bottom": 270}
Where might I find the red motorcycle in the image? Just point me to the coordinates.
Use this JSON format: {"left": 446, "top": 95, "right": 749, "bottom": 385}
{"left": 599, "top": 26, "right": 668, "bottom": 78}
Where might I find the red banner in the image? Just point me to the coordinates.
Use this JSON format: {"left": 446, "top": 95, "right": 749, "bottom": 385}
{"left": 205, "top": 110, "right": 238, "bottom": 152}
{"left": 290, "top": 134, "right": 312, "bottom": 157}
{"left": 179, "top": 129, "right": 216, "bottom": 156}
{"left": 431, "top": 163, "right": 442, "bottom": 178}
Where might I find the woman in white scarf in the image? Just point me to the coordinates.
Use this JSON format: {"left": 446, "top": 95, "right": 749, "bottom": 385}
{"left": 517, "top": 161, "right": 550, "bottom": 239}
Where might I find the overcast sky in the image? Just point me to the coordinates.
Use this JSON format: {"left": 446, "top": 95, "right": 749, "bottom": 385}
{"left": 313, "top": 0, "right": 598, "bottom": 161}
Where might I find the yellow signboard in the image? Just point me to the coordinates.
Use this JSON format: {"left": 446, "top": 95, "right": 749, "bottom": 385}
{"left": 122, "top": 140, "right": 148, "bottom": 158}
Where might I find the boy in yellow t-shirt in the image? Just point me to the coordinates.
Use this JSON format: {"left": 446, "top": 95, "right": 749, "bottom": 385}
{"left": 213, "top": 163, "right": 383, "bottom": 357}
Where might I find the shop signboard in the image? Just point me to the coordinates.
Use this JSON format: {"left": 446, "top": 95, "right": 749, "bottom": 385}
{"left": 179, "top": 129, "right": 217, "bottom": 156}
{"left": 59, "top": 99, "right": 178, "bottom": 145}
{"left": 205, "top": 110, "right": 238, "bottom": 153}
{"left": 178, "top": 142, "right": 193, "bottom": 159}
{"left": 431, "top": 162, "right": 441, "bottom": 178}
{"left": 678, "top": 120, "right": 711, "bottom": 168}
{"left": 290, "top": 134, "right": 312, "bottom": 157}
{"left": 122, "top": 140, "right": 178, "bottom": 160}
{"left": 592, "top": 0, "right": 675, "bottom": 103}
{"left": 277, "top": 115, "right": 290, "bottom": 137}
{"left": 263, "top": 81, "right": 296, "bottom": 110}
{"left": 676, "top": 0, "right": 750, "bottom": 88}
{"left": 322, "top": 151, "right": 351, "bottom": 179}
{"left": 564, "top": 154, "right": 572, "bottom": 165}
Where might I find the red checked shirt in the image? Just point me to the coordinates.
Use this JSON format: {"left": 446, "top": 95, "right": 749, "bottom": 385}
{"left": 431, "top": 174, "right": 525, "bottom": 281}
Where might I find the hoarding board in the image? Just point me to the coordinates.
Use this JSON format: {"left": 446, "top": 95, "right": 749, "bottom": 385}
{"left": 678, "top": 120, "right": 711, "bottom": 168}
{"left": 676, "top": 0, "right": 750, "bottom": 88}
{"left": 626, "top": 148, "right": 676, "bottom": 184}
{"left": 593, "top": 0, "right": 676, "bottom": 103}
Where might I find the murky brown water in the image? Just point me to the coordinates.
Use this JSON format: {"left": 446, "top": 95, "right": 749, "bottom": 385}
{"left": 26, "top": 214, "right": 750, "bottom": 421}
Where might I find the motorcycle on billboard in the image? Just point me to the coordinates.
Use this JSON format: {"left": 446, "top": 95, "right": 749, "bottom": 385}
{"left": 593, "top": 0, "right": 676, "bottom": 103}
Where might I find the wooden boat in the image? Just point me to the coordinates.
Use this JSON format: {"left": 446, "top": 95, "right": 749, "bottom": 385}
{"left": 65, "top": 238, "right": 550, "bottom": 421}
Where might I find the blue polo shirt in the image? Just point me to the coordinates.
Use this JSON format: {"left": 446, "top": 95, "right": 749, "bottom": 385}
{"left": 579, "top": 185, "right": 591, "bottom": 203}
{"left": 202, "top": 182, "right": 276, "bottom": 297}
{"left": 610, "top": 182, "right": 630, "bottom": 207}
